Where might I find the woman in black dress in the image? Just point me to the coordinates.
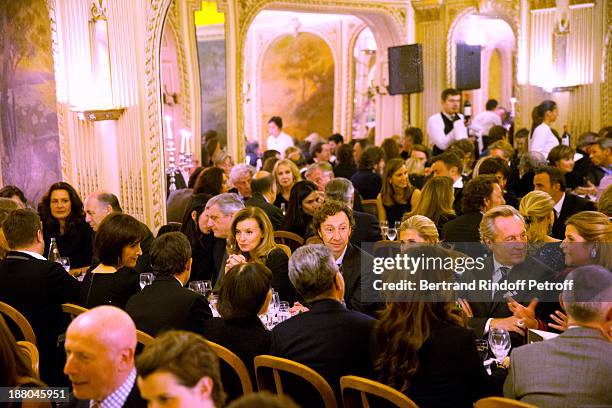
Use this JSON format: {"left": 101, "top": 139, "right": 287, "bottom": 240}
{"left": 272, "top": 159, "right": 301, "bottom": 209}
{"left": 376, "top": 158, "right": 421, "bottom": 226}
{"left": 351, "top": 146, "right": 384, "bottom": 200}
{"left": 281, "top": 180, "right": 322, "bottom": 238}
{"left": 225, "top": 207, "right": 295, "bottom": 303}
{"left": 202, "top": 262, "right": 272, "bottom": 402}
{"left": 80, "top": 213, "right": 147, "bottom": 309}
{"left": 39, "top": 182, "right": 93, "bottom": 270}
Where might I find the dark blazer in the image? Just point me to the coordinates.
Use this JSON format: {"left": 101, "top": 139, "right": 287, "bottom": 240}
{"left": 504, "top": 326, "right": 612, "bottom": 407}
{"left": 551, "top": 192, "right": 596, "bottom": 239}
{"left": 202, "top": 316, "right": 271, "bottom": 401}
{"left": 351, "top": 210, "right": 381, "bottom": 248}
{"left": 460, "top": 255, "right": 553, "bottom": 346}
{"left": 245, "top": 193, "right": 284, "bottom": 230}
{"left": 270, "top": 299, "right": 375, "bottom": 403}
{"left": 351, "top": 170, "right": 382, "bottom": 200}
{"left": 441, "top": 211, "right": 483, "bottom": 243}
{"left": 372, "top": 320, "right": 492, "bottom": 408}
{"left": 0, "top": 251, "right": 80, "bottom": 385}
{"left": 64, "top": 376, "right": 146, "bottom": 408}
{"left": 265, "top": 248, "right": 295, "bottom": 304}
{"left": 43, "top": 220, "right": 93, "bottom": 268}
{"left": 79, "top": 266, "right": 141, "bottom": 310}
{"left": 125, "top": 274, "right": 212, "bottom": 336}
{"left": 453, "top": 187, "right": 464, "bottom": 215}
{"left": 333, "top": 163, "right": 357, "bottom": 180}
{"left": 338, "top": 243, "right": 382, "bottom": 316}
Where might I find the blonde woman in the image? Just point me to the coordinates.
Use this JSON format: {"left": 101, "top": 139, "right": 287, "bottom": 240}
{"left": 561, "top": 211, "right": 612, "bottom": 272}
{"left": 519, "top": 191, "right": 565, "bottom": 273}
{"left": 272, "top": 159, "right": 301, "bottom": 209}
{"left": 399, "top": 215, "right": 439, "bottom": 244}
{"left": 376, "top": 158, "right": 421, "bottom": 225}
{"left": 225, "top": 207, "right": 295, "bottom": 302}
{"left": 407, "top": 176, "right": 456, "bottom": 235}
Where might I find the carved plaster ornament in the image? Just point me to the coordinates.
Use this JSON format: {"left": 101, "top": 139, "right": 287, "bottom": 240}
{"left": 91, "top": 0, "right": 107, "bottom": 22}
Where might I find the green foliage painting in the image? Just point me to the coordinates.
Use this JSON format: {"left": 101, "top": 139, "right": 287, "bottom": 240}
{"left": 261, "top": 32, "right": 334, "bottom": 141}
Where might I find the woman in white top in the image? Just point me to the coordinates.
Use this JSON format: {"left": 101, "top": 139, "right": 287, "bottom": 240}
{"left": 529, "top": 100, "right": 560, "bottom": 158}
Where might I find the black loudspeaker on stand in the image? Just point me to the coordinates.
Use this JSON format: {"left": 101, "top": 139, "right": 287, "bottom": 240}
{"left": 455, "top": 43, "right": 481, "bottom": 91}
{"left": 387, "top": 43, "right": 423, "bottom": 126}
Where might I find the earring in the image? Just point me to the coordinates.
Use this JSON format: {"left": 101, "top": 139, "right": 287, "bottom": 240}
{"left": 591, "top": 247, "right": 598, "bottom": 259}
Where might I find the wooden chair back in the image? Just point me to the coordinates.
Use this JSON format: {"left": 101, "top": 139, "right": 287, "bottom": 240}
{"left": 206, "top": 340, "right": 253, "bottom": 396}
{"left": 17, "top": 340, "right": 40, "bottom": 378}
{"left": 137, "top": 330, "right": 154, "bottom": 347}
{"left": 475, "top": 397, "right": 539, "bottom": 408}
{"left": 0, "top": 301, "right": 36, "bottom": 345}
{"left": 274, "top": 231, "right": 304, "bottom": 253}
{"left": 305, "top": 236, "right": 323, "bottom": 245}
{"left": 277, "top": 243, "right": 292, "bottom": 258}
{"left": 361, "top": 199, "right": 378, "bottom": 218}
{"left": 62, "top": 303, "right": 88, "bottom": 320}
{"left": 254, "top": 355, "right": 338, "bottom": 408}
{"left": 340, "top": 375, "right": 418, "bottom": 408}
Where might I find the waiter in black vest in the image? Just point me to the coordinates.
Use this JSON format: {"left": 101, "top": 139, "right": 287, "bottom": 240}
{"left": 426, "top": 88, "right": 468, "bottom": 156}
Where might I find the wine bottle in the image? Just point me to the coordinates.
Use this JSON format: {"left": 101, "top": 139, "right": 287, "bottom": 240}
{"left": 48, "top": 237, "right": 60, "bottom": 262}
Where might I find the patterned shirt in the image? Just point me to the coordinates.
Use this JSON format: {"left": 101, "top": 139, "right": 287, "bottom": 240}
{"left": 91, "top": 368, "right": 136, "bottom": 408}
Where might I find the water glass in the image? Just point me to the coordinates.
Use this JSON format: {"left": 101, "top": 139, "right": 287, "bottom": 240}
{"left": 380, "top": 221, "right": 388, "bottom": 238}
{"left": 58, "top": 257, "right": 70, "bottom": 273}
{"left": 278, "top": 301, "right": 291, "bottom": 323}
{"left": 488, "top": 328, "right": 511, "bottom": 363}
{"left": 475, "top": 339, "right": 489, "bottom": 362}
{"left": 139, "top": 273, "right": 154, "bottom": 289}
{"left": 270, "top": 290, "right": 280, "bottom": 314}
{"left": 280, "top": 203, "right": 286, "bottom": 217}
{"left": 386, "top": 227, "right": 397, "bottom": 241}
{"left": 394, "top": 221, "right": 401, "bottom": 231}
{"left": 189, "top": 280, "right": 206, "bottom": 295}
{"left": 202, "top": 280, "right": 212, "bottom": 298}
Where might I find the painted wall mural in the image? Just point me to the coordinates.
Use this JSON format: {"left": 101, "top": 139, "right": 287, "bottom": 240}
{"left": 261, "top": 32, "right": 334, "bottom": 141}
{"left": 197, "top": 39, "right": 227, "bottom": 147}
{"left": 0, "top": 0, "right": 61, "bottom": 205}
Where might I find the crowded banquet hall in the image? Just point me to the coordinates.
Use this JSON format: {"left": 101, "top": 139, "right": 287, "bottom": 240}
{"left": 1, "top": 0, "right": 612, "bottom": 407}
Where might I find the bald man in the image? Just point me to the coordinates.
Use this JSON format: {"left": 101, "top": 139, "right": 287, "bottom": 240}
{"left": 63, "top": 306, "right": 146, "bottom": 408}
{"left": 245, "top": 171, "right": 284, "bottom": 229}
{"left": 84, "top": 191, "right": 154, "bottom": 274}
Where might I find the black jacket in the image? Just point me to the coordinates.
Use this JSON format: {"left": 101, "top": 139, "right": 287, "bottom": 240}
{"left": 338, "top": 243, "right": 382, "bottom": 316}
{"left": 551, "top": 193, "right": 596, "bottom": 239}
{"left": 351, "top": 170, "right": 382, "bottom": 200}
{"left": 64, "top": 374, "right": 146, "bottom": 408}
{"left": 0, "top": 251, "right": 80, "bottom": 385}
{"left": 245, "top": 193, "right": 284, "bottom": 230}
{"left": 270, "top": 299, "right": 375, "bottom": 404}
{"left": 351, "top": 210, "right": 381, "bottom": 248}
{"left": 441, "top": 212, "right": 483, "bottom": 243}
{"left": 125, "top": 275, "right": 212, "bottom": 336}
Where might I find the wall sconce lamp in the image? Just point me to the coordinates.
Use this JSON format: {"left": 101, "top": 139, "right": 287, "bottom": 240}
{"left": 71, "top": 107, "right": 126, "bottom": 121}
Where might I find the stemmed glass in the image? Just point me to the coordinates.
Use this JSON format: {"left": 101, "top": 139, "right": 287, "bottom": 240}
{"left": 202, "top": 280, "right": 212, "bottom": 298}
{"left": 58, "top": 257, "right": 70, "bottom": 274}
{"left": 488, "top": 328, "right": 511, "bottom": 364}
{"left": 139, "top": 273, "right": 154, "bottom": 289}
{"left": 380, "top": 221, "right": 388, "bottom": 239}
{"left": 386, "top": 225, "right": 397, "bottom": 241}
{"left": 475, "top": 339, "right": 489, "bottom": 362}
{"left": 189, "top": 280, "right": 207, "bottom": 295}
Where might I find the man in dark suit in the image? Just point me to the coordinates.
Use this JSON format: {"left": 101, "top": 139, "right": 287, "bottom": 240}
{"left": 126, "top": 232, "right": 212, "bottom": 336}
{"left": 504, "top": 265, "right": 612, "bottom": 406}
{"left": 271, "top": 244, "right": 374, "bottom": 404}
{"left": 442, "top": 175, "right": 506, "bottom": 258}
{"left": 312, "top": 200, "right": 382, "bottom": 315}
{"left": 245, "top": 171, "right": 284, "bottom": 230}
{"left": 324, "top": 177, "right": 381, "bottom": 248}
{"left": 533, "top": 166, "right": 595, "bottom": 239}
{"left": 84, "top": 190, "right": 154, "bottom": 274}
{"left": 0, "top": 209, "right": 80, "bottom": 385}
{"left": 228, "top": 163, "right": 256, "bottom": 202}
{"left": 460, "top": 206, "right": 554, "bottom": 347}
{"left": 63, "top": 306, "right": 146, "bottom": 408}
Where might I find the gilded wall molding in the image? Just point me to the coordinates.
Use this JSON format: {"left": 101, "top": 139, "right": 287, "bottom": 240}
{"left": 345, "top": 22, "right": 370, "bottom": 139}
{"left": 603, "top": 9, "right": 612, "bottom": 126}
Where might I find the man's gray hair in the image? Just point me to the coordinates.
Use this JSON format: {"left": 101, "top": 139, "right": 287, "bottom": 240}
{"left": 304, "top": 162, "right": 333, "bottom": 178}
{"left": 561, "top": 264, "right": 612, "bottom": 323}
{"left": 205, "top": 193, "right": 244, "bottom": 215}
{"left": 519, "top": 151, "right": 546, "bottom": 175}
{"left": 325, "top": 178, "right": 354, "bottom": 204}
{"left": 95, "top": 191, "right": 122, "bottom": 212}
{"left": 480, "top": 205, "right": 525, "bottom": 243}
{"left": 288, "top": 244, "right": 338, "bottom": 302}
{"left": 229, "top": 164, "right": 256, "bottom": 183}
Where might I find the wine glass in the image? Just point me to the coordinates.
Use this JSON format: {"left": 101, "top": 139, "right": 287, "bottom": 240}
{"left": 386, "top": 227, "right": 397, "bottom": 241}
{"left": 58, "top": 257, "right": 70, "bottom": 274}
{"left": 280, "top": 203, "right": 286, "bottom": 217}
{"left": 394, "top": 221, "right": 401, "bottom": 231}
{"left": 475, "top": 339, "right": 489, "bottom": 362}
{"left": 380, "top": 221, "right": 388, "bottom": 238}
{"left": 270, "top": 290, "right": 280, "bottom": 315}
{"left": 278, "top": 301, "right": 291, "bottom": 323}
{"left": 189, "top": 280, "right": 206, "bottom": 295}
{"left": 488, "top": 328, "right": 511, "bottom": 364}
{"left": 202, "top": 280, "right": 212, "bottom": 298}
{"left": 139, "top": 273, "right": 154, "bottom": 289}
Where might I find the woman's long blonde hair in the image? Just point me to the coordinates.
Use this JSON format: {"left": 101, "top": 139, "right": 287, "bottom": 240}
{"left": 273, "top": 159, "right": 301, "bottom": 194}
{"left": 227, "top": 207, "right": 278, "bottom": 263}
{"left": 519, "top": 191, "right": 555, "bottom": 242}
{"left": 565, "top": 211, "right": 612, "bottom": 270}
{"left": 408, "top": 176, "right": 455, "bottom": 224}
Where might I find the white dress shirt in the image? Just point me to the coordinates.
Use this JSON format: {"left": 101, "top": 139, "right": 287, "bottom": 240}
{"left": 426, "top": 112, "right": 468, "bottom": 151}
{"left": 553, "top": 192, "right": 565, "bottom": 218}
{"left": 266, "top": 131, "right": 294, "bottom": 156}
{"left": 471, "top": 110, "right": 501, "bottom": 136}
{"left": 529, "top": 123, "right": 559, "bottom": 158}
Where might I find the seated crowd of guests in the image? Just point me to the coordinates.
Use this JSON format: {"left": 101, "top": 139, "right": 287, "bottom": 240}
{"left": 0, "top": 114, "right": 611, "bottom": 408}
